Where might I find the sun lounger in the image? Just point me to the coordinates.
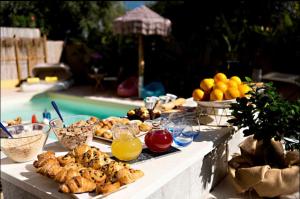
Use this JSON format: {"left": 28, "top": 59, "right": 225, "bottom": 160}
{"left": 20, "top": 63, "right": 73, "bottom": 92}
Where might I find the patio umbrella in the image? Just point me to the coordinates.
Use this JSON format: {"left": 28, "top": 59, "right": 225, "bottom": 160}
{"left": 113, "top": 5, "right": 171, "bottom": 98}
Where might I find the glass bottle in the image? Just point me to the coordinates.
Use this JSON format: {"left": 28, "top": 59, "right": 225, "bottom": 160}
{"left": 144, "top": 122, "right": 173, "bottom": 153}
{"left": 111, "top": 124, "right": 142, "bottom": 161}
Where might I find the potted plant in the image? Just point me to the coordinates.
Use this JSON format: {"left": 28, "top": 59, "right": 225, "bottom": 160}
{"left": 227, "top": 80, "right": 300, "bottom": 197}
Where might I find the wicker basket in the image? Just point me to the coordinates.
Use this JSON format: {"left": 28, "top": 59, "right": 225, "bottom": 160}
{"left": 195, "top": 99, "right": 236, "bottom": 127}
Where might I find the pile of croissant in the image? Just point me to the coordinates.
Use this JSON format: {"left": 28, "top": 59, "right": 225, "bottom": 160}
{"left": 33, "top": 144, "right": 144, "bottom": 194}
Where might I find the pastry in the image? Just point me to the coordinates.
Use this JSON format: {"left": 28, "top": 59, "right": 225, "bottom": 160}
{"left": 6, "top": 116, "right": 22, "bottom": 126}
{"left": 54, "top": 168, "right": 81, "bottom": 183}
{"left": 95, "top": 127, "right": 109, "bottom": 137}
{"left": 86, "top": 156, "right": 112, "bottom": 170}
{"left": 81, "top": 168, "right": 106, "bottom": 185}
{"left": 36, "top": 159, "right": 62, "bottom": 178}
{"left": 70, "top": 144, "right": 90, "bottom": 159}
{"left": 33, "top": 156, "right": 58, "bottom": 168}
{"left": 33, "top": 151, "right": 56, "bottom": 168}
{"left": 103, "top": 131, "right": 113, "bottom": 139}
{"left": 37, "top": 151, "right": 56, "bottom": 161}
{"left": 96, "top": 181, "right": 121, "bottom": 194}
{"left": 160, "top": 98, "right": 186, "bottom": 111}
{"left": 57, "top": 154, "right": 75, "bottom": 166}
{"left": 87, "top": 116, "right": 99, "bottom": 124}
{"left": 101, "top": 161, "right": 130, "bottom": 183}
{"left": 59, "top": 176, "right": 96, "bottom": 193}
{"left": 173, "top": 98, "right": 186, "bottom": 106}
{"left": 138, "top": 122, "right": 152, "bottom": 132}
{"left": 116, "top": 168, "right": 144, "bottom": 185}
{"left": 54, "top": 163, "right": 83, "bottom": 183}
{"left": 34, "top": 144, "right": 143, "bottom": 195}
{"left": 80, "top": 148, "right": 101, "bottom": 166}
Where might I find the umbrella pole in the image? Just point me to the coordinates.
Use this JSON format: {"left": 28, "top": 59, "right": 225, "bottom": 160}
{"left": 138, "top": 34, "right": 144, "bottom": 98}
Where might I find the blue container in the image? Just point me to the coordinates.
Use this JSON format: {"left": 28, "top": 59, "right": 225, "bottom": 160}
{"left": 173, "top": 135, "right": 193, "bottom": 147}
{"left": 142, "top": 82, "right": 165, "bottom": 98}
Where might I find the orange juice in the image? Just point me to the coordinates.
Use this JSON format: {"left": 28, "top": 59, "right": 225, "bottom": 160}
{"left": 111, "top": 134, "right": 142, "bottom": 161}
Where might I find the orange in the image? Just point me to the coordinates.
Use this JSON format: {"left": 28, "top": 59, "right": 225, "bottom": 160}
{"left": 192, "top": 89, "right": 205, "bottom": 101}
{"left": 214, "top": 73, "right": 227, "bottom": 83}
{"left": 200, "top": 78, "right": 214, "bottom": 92}
{"left": 224, "top": 87, "right": 240, "bottom": 100}
{"left": 210, "top": 89, "right": 223, "bottom": 101}
{"left": 230, "top": 76, "right": 242, "bottom": 85}
{"left": 227, "top": 80, "right": 238, "bottom": 89}
{"left": 214, "top": 81, "right": 227, "bottom": 93}
{"left": 238, "top": 84, "right": 252, "bottom": 97}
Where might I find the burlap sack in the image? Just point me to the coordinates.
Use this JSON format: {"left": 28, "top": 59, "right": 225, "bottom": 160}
{"left": 239, "top": 136, "right": 286, "bottom": 167}
{"left": 228, "top": 136, "right": 300, "bottom": 197}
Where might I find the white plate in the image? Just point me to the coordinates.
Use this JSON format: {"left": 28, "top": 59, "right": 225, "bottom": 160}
{"left": 195, "top": 99, "right": 236, "bottom": 108}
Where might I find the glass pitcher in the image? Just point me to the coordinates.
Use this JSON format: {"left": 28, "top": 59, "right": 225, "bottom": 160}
{"left": 144, "top": 121, "right": 173, "bottom": 153}
{"left": 111, "top": 124, "right": 142, "bottom": 161}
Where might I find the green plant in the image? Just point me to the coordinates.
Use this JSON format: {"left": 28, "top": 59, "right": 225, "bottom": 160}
{"left": 228, "top": 80, "right": 300, "bottom": 151}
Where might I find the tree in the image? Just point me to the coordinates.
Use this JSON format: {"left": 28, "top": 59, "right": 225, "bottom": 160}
{"left": 0, "top": 1, "right": 125, "bottom": 41}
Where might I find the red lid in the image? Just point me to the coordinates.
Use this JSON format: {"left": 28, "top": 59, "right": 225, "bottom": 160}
{"left": 32, "top": 114, "right": 38, "bottom": 123}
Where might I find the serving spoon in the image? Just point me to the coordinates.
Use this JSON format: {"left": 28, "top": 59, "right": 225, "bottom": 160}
{"left": 0, "top": 122, "right": 13, "bottom": 138}
{"left": 51, "top": 101, "right": 66, "bottom": 127}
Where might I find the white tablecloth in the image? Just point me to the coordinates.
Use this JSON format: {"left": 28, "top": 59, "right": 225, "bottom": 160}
{"left": 1, "top": 126, "right": 240, "bottom": 199}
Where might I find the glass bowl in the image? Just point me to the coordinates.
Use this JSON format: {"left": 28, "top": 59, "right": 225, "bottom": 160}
{"left": 165, "top": 117, "right": 199, "bottom": 147}
{"left": 49, "top": 115, "right": 98, "bottom": 150}
{"left": 0, "top": 123, "right": 50, "bottom": 162}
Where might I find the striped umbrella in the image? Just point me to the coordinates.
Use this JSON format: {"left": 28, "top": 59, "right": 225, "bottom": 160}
{"left": 113, "top": 5, "right": 171, "bottom": 98}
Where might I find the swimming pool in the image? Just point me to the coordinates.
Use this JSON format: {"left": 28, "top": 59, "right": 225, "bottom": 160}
{"left": 1, "top": 92, "right": 138, "bottom": 139}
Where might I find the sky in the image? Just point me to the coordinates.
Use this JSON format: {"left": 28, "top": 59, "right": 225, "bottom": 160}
{"left": 123, "top": 1, "right": 155, "bottom": 10}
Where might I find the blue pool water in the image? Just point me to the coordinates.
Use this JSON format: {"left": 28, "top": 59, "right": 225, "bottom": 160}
{"left": 1, "top": 92, "right": 137, "bottom": 139}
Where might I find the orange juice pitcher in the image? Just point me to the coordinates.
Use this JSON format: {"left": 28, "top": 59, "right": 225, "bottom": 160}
{"left": 111, "top": 124, "right": 142, "bottom": 161}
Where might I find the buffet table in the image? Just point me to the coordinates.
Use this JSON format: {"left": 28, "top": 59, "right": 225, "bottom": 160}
{"left": 1, "top": 125, "right": 243, "bottom": 199}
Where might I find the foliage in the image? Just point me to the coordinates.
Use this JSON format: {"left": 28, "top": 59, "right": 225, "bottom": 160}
{"left": 228, "top": 81, "right": 300, "bottom": 151}
{"left": 0, "top": 1, "right": 132, "bottom": 80}
{"left": 0, "top": 1, "right": 125, "bottom": 41}
{"left": 149, "top": 1, "right": 300, "bottom": 96}
{"left": 213, "top": 1, "right": 300, "bottom": 55}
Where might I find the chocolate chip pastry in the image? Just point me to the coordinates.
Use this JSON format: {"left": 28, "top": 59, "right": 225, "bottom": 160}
{"left": 33, "top": 144, "right": 144, "bottom": 195}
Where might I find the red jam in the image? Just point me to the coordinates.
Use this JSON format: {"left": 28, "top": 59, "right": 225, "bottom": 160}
{"left": 145, "top": 128, "right": 173, "bottom": 153}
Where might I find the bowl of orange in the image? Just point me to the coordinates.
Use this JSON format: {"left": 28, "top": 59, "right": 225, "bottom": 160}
{"left": 192, "top": 73, "right": 252, "bottom": 109}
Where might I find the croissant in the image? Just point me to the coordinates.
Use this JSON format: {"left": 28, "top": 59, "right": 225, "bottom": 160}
{"left": 33, "top": 145, "right": 144, "bottom": 195}
{"left": 78, "top": 147, "right": 111, "bottom": 168}
{"left": 34, "top": 156, "right": 59, "bottom": 168}
{"left": 101, "top": 161, "right": 130, "bottom": 183}
{"left": 116, "top": 168, "right": 144, "bottom": 185}
{"left": 70, "top": 144, "right": 90, "bottom": 159}
{"left": 96, "top": 181, "right": 121, "bottom": 194}
{"left": 57, "top": 154, "right": 75, "bottom": 166}
{"left": 59, "top": 176, "right": 96, "bottom": 193}
{"left": 85, "top": 156, "right": 113, "bottom": 170}
{"left": 80, "top": 168, "right": 106, "bottom": 185}
{"left": 101, "top": 161, "right": 129, "bottom": 175}
{"left": 33, "top": 151, "right": 57, "bottom": 168}
{"left": 79, "top": 148, "right": 101, "bottom": 165}
{"left": 37, "top": 160, "right": 62, "bottom": 178}
{"left": 37, "top": 151, "right": 56, "bottom": 161}
{"left": 54, "top": 168, "right": 82, "bottom": 183}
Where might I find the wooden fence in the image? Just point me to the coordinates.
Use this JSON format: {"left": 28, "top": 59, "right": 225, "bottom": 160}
{"left": 0, "top": 27, "right": 63, "bottom": 83}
